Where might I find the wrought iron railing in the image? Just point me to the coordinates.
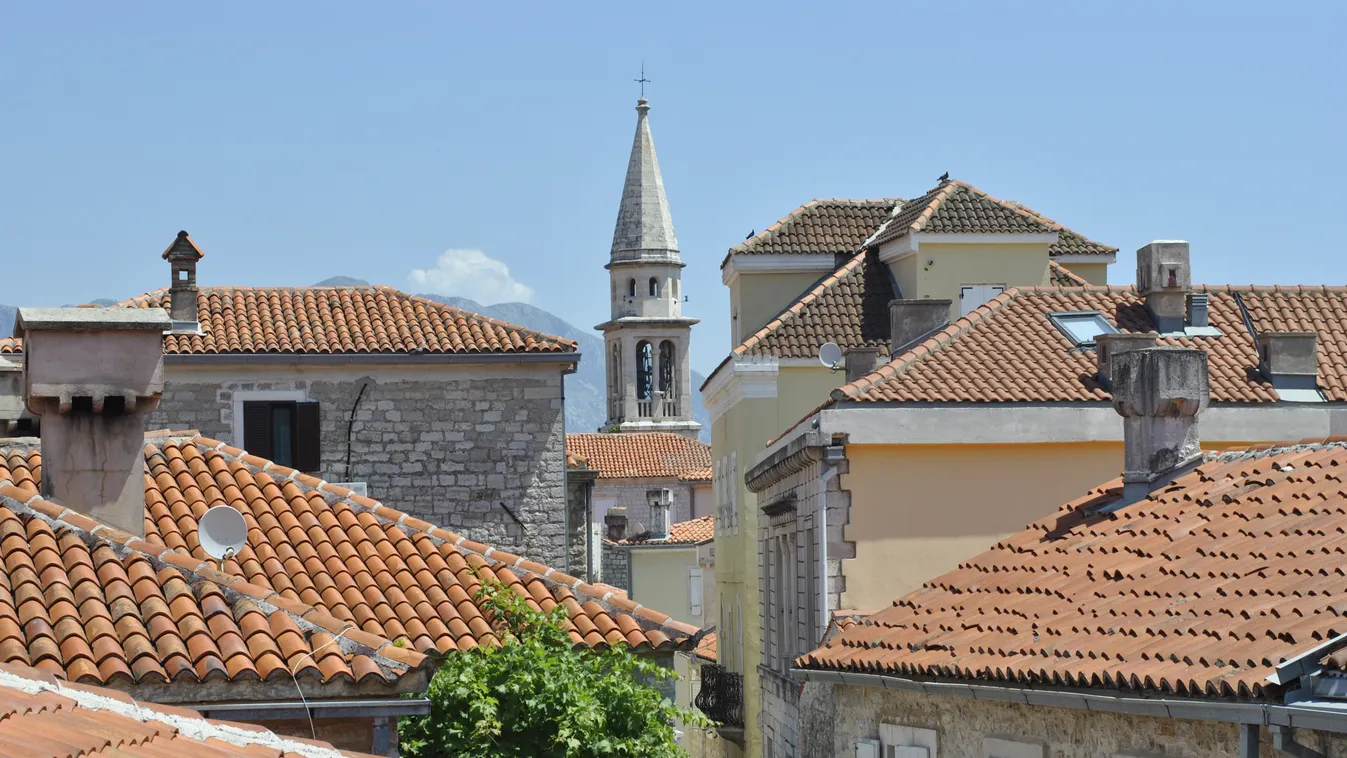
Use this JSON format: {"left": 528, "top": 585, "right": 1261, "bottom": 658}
{"left": 694, "top": 663, "right": 744, "bottom": 727}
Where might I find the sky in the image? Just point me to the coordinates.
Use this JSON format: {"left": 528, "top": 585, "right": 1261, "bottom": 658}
{"left": 2, "top": 2, "right": 1345, "bottom": 375}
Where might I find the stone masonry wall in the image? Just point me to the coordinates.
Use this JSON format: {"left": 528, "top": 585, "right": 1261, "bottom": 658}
{"left": 600, "top": 540, "right": 630, "bottom": 591}
{"left": 147, "top": 367, "right": 567, "bottom": 567}
{"left": 566, "top": 471, "right": 596, "bottom": 580}
{"left": 592, "top": 477, "right": 694, "bottom": 538}
{"left": 760, "top": 666, "right": 800, "bottom": 758}
{"left": 787, "top": 680, "right": 1347, "bottom": 758}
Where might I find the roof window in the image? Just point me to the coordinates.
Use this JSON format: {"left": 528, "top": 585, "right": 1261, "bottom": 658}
{"left": 1048, "top": 311, "right": 1118, "bottom": 346}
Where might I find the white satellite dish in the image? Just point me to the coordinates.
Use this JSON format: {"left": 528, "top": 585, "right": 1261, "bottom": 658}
{"left": 819, "top": 341, "right": 843, "bottom": 369}
{"left": 198, "top": 505, "right": 247, "bottom": 565}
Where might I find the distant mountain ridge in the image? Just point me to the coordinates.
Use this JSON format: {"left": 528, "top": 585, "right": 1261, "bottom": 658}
{"left": 416, "top": 293, "right": 710, "bottom": 442}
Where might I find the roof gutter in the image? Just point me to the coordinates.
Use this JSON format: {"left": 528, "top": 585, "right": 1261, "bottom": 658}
{"left": 790, "top": 669, "right": 1347, "bottom": 734}
{"left": 187, "top": 696, "right": 431, "bottom": 721}
{"left": 165, "top": 352, "right": 580, "bottom": 367}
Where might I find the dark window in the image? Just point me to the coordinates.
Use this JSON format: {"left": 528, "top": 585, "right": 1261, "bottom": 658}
{"left": 658, "top": 340, "right": 675, "bottom": 394}
{"left": 649, "top": 277, "right": 659, "bottom": 297}
{"left": 636, "top": 341, "right": 653, "bottom": 400}
{"left": 243, "top": 400, "right": 321, "bottom": 472}
{"left": 627, "top": 278, "right": 636, "bottom": 298}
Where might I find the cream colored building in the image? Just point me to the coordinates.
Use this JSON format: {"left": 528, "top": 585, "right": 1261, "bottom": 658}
{"left": 701, "top": 179, "right": 1116, "bottom": 757}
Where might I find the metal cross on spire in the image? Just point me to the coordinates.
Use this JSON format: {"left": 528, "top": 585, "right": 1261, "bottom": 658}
{"left": 634, "top": 63, "right": 651, "bottom": 98}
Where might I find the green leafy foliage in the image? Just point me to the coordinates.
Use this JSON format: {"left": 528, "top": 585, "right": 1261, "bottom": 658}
{"left": 400, "top": 576, "right": 708, "bottom": 757}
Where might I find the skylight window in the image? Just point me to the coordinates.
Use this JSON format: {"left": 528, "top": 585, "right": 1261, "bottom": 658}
{"left": 1048, "top": 311, "right": 1118, "bottom": 346}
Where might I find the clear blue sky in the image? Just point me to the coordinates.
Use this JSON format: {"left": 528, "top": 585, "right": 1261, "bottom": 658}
{"left": 3, "top": 2, "right": 1344, "bottom": 374}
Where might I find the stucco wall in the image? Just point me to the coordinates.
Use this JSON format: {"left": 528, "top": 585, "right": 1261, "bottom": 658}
{"left": 839, "top": 439, "right": 1272, "bottom": 610}
{"left": 733, "top": 271, "right": 833, "bottom": 346}
{"left": 630, "top": 545, "right": 702, "bottom": 626}
{"left": 788, "top": 680, "right": 1344, "bottom": 758}
{"left": 1060, "top": 260, "right": 1110, "bottom": 285}
{"left": 147, "top": 362, "right": 568, "bottom": 567}
{"left": 885, "top": 241, "right": 1051, "bottom": 321}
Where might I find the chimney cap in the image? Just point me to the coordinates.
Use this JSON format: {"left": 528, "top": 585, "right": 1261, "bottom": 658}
{"left": 161, "top": 230, "right": 205, "bottom": 261}
{"left": 16, "top": 308, "right": 170, "bottom": 333}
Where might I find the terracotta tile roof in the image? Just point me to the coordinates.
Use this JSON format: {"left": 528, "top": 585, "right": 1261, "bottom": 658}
{"left": 694, "top": 631, "right": 716, "bottom": 662}
{"left": 620, "top": 515, "right": 714, "bottom": 546}
{"left": 0, "top": 286, "right": 576, "bottom": 356}
{"left": 1048, "top": 261, "right": 1088, "bottom": 286}
{"left": 724, "top": 198, "right": 901, "bottom": 263}
{"left": 565, "top": 433, "right": 712, "bottom": 481}
{"left": 566, "top": 451, "right": 589, "bottom": 470}
{"left": 0, "top": 435, "right": 697, "bottom": 675}
{"left": 831, "top": 285, "right": 1347, "bottom": 405}
{"left": 798, "top": 439, "right": 1347, "bottom": 701}
{"left": 0, "top": 661, "right": 373, "bottom": 757}
{"left": 0, "top": 455, "right": 426, "bottom": 691}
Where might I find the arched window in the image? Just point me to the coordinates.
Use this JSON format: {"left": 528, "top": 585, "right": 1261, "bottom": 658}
{"left": 649, "top": 277, "right": 659, "bottom": 297}
{"left": 636, "top": 341, "right": 653, "bottom": 400}
{"left": 658, "top": 340, "right": 675, "bottom": 395}
{"left": 627, "top": 278, "right": 636, "bottom": 298}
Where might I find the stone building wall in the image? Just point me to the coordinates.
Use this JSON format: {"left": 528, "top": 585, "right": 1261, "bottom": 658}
{"left": 600, "top": 540, "right": 630, "bottom": 591}
{"left": 781, "top": 679, "right": 1347, "bottom": 758}
{"left": 592, "top": 477, "right": 695, "bottom": 538}
{"left": 147, "top": 362, "right": 568, "bottom": 567}
{"left": 566, "top": 469, "right": 597, "bottom": 580}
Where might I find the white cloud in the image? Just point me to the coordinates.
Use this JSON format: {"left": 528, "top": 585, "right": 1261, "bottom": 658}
{"left": 408, "top": 249, "right": 534, "bottom": 305}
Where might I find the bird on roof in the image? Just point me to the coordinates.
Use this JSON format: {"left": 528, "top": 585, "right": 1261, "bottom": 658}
{"left": 746, "top": 230, "right": 755, "bottom": 239}
{"left": 938, "top": 172, "right": 950, "bottom": 182}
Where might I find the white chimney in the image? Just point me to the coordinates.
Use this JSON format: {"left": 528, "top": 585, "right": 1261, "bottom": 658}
{"left": 1136, "top": 241, "right": 1191, "bottom": 334}
{"left": 647, "top": 488, "right": 673, "bottom": 540}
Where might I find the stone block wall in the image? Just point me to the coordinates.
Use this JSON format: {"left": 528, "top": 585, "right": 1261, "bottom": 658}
{"left": 566, "top": 469, "right": 597, "bottom": 580}
{"left": 147, "top": 365, "right": 567, "bottom": 567}
{"left": 760, "top": 666, "right": 800, "bottom": 758}
{"left": 592, "top": 477, "right": 694, "bottom": 538}
{"left": 787, "top": 679, "right": 1347, "bottom": 758}
{"left": 600, "top": 540, "right": 630, "bottom": 591}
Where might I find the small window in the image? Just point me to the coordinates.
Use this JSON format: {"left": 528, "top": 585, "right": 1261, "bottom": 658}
{"left": 649, "top": 277, "right": 660, "bottom": 297}
{"left": 1048, "top": 311, "right": 1118, "bottom": 346}
{"left": 243, "top": 400, "right": 322, "bottom": 472}
{"left": 627, "top": 278, "right": 636, "bottom": 298}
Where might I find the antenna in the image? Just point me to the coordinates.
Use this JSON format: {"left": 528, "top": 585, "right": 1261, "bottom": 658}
{"left": 198, "top": 505, "right": 247, "bottom": 572}
{"left": 819, "top": 342, "right": 843, "bottom": 371}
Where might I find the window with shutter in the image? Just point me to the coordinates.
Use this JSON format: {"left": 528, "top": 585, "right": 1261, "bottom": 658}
{"left": 242, "top": 402, "right": 274, "bottom": 460}
{"left": 880, "top": 725, "right": 938, "bottom": 758}
{"left": 240, "top": 400, "right": 322, "bottom": 474}
{"left": 294, "top": 402, "right": 322, "bottom": 473}
{"left": 689, "top": 567, "right": 703, "bottom": 617}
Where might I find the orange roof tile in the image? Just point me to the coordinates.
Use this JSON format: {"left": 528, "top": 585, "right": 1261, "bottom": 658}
{"left": 832, "top": 285, "right": 1347, "bottom": 405}
{"left": 0, "top": 286, "right": 575, "bottom": 356}
{"left": 724, "top": 198, "right": 901, "bottom": 264}
{"left": 565, "top": 433, "right": 711, "bottom": 481}
{"left": 694, "top": 631, "right": 716, "bottom": 662}
{"left": 620, "top": 516, "right": 714, "bottom": 546}
{"left": 1048, "top": 261, "right": 1087, "bottom": 286}
{"left": 798, "top": 440, "right": 1347, "bottom": 700}
{"left": 0, "top": 434, "right": 697, "bottom": 684}
{"left": 0, "top": 661, "right": 373, "bottom": 757}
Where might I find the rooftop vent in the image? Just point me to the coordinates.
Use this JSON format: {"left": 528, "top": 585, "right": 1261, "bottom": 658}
{"left": 1258, "top": 332, "right": 1322, "bottom": 402}
{"left": 1136, "top": 241, "right": 1191, "bottom": 334}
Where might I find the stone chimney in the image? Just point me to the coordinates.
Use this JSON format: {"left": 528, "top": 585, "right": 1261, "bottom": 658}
{"left": 1094, "top": 332, "right": 1157, "bottom": 389}
{"left": 0, "top": 357, "right": 26, "bottom": 436}
{"left": 1257, "top": 332, "right": 1319, "bottom": 391}
{"left": 605, "top": 506, "right": 628, "bottom": 541}
{"left": 1110, "top": 347, "right": 1209, "bottom": 499}
{"left": 647, "top": 488, "right": 673, "bottom": 540}
{"left": 18, "top": 307, "right": 171, "bottom": 537}
{"left": 843, "top": 346, "right": 881, "bottom": 383}
{"left": 889, "top": 299, "right": 952, "bottom": 353}
{"left": 1136, "top": 241, "right": 1191, "bottom": 334}
{"left": 162, "top": 230, "right": 204, "bottom": 327}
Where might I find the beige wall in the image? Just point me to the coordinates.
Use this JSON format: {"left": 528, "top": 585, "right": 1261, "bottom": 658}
{"left": 888, "top": 241, "right": 1051, "bottom": 320}
{"left": 1060, "top": 260, "right": 1109, "bottom": 285}
{"left": 732, "top": 271, "right": 830, "bottom": 345}
{"left": 839, "top": 438, "right": 1273, "bottom": 610}
{"left": 631, "top": 546, "right": 703, "bottom": 626}
{"left": 691, "top": 481, "right": 713, "bottom": 519}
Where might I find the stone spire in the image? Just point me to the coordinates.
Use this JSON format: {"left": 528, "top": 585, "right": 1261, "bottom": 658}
{"left": 610, "top": 98, "right": 679, "bottom": 261}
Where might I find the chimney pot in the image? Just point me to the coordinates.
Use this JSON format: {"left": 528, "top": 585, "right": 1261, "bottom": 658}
{"left": 18, "top": 307, "right": 170, "bottom": 537}
{"left": 1110, "top": 347, "right": 1209, "bottom": 497}
{"left": 1136, "top": 241, "right": 1191, "bottom": 334}
{"left": 889, "top": 299, "right": 952, "bottom": 354}
{"left": 843, "top": 346, "right": 881, "bottom": 383}
{"left": 161, "top": 231, "right": 203, "bottom": 328}
{"left": 1095, "top": 332, "right": 1158, "bottom": 389}
{"left": 1258, "top": 332, "right": 1319, "bottom": 391}
{"left": 647, "top": 488, "right": 673, "bottom": 540}
{"left": 604, "top": 507, "right": 628, "bottom": 541}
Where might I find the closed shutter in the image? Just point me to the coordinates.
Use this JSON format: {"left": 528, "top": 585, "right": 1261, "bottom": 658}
{"left": 242, "top": 402, "right": 273, "bottom": 459}
{"left": 689, "top": 567, "right": 703, "bottom": 617}
{"left": 294, "top": 402, "right": 322, "bottom": 473}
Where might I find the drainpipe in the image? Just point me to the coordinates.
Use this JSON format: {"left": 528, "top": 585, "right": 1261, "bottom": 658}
{"left": 818, "top": 444, "right": 846, "bottom": 634}
{"left": 1272, "top": 725, "right": 1325, "bottom": 758}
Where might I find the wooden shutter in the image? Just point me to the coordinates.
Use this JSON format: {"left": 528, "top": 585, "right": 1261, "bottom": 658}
{"left": 689, "top": 567, "right": 703, "bottom": 617}
{"left": 242, "top": 402, "right": 273, "bottom": 459}
{"left": 294, "top": 402, "right": 322, "bottom": 473}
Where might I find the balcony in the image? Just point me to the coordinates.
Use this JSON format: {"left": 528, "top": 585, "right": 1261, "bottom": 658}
{"left": 694, "top": 663, "right": 744, "bottom": 735}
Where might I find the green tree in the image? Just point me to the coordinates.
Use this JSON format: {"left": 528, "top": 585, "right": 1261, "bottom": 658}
{"left": 400, "top": 576, "right": 709, "bottom": 758}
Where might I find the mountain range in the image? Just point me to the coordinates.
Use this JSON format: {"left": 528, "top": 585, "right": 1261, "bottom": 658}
{"left": 0, "top": 280, "right": 710, "bottom": 441}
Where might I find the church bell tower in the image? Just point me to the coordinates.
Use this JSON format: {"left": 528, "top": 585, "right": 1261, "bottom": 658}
{"left": 595, "top": 96, "right": 700, "bottom": 437}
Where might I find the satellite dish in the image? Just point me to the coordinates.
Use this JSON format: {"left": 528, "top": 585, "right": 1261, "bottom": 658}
{"left": 198, "top": 505, "right": 247, "bottom": 562}
{"left": 819, "top": 342, "right": 843, "bottom": 369}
